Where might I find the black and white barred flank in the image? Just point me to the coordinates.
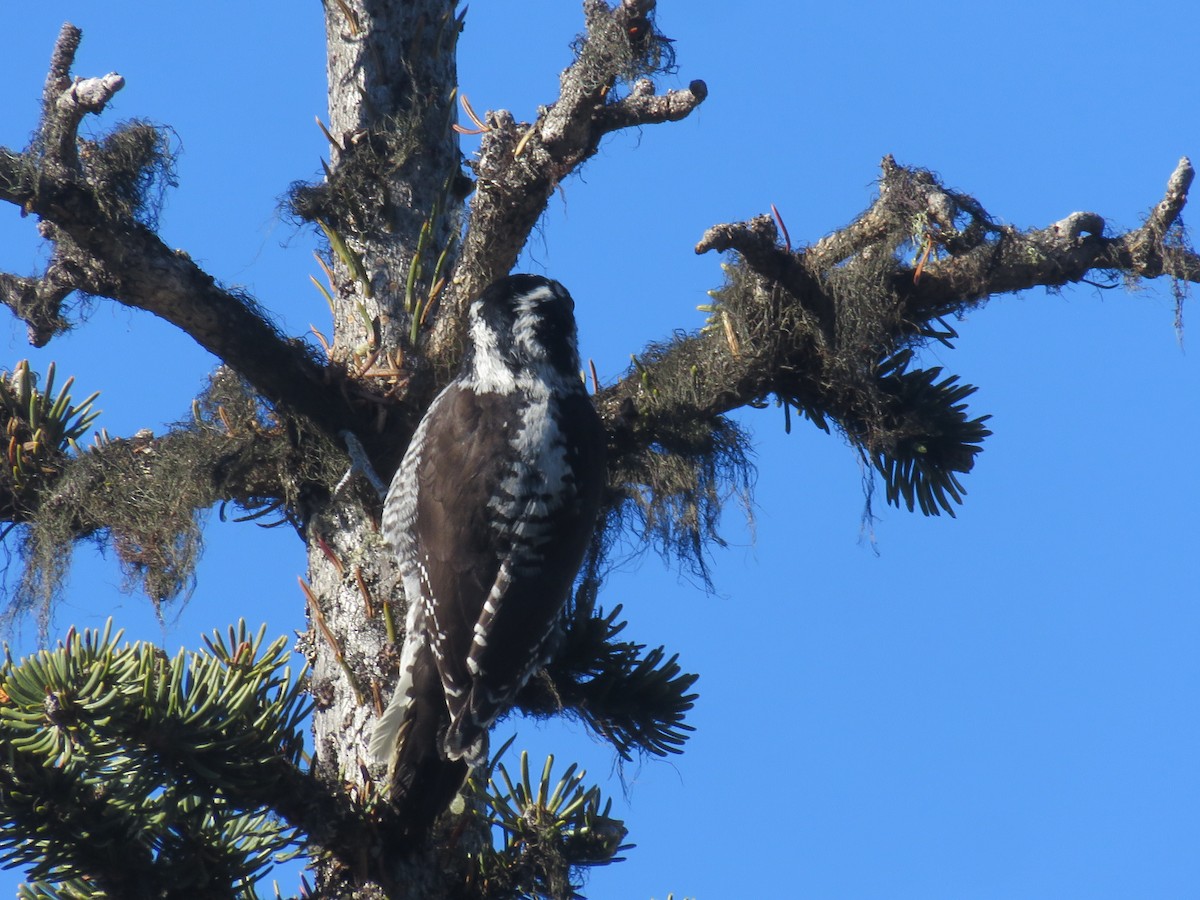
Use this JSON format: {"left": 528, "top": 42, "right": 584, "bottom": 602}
{"left": 370, "top": 274, "right": 606, "bottom": 825}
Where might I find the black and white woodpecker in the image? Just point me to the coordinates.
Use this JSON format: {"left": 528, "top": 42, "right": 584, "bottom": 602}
{"left": 371, "top": 274, "right": 607, "bottom": 826}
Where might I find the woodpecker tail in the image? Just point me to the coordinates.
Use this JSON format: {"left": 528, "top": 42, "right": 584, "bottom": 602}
{"left": 371, "top": 642, "right": 468, "bottom": 832}
{"left": 444, "top": 693, "right": 491, "bottom": 764}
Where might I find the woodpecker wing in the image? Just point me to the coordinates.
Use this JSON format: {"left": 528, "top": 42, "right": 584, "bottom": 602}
{"left": 405, "top": 385, "right": 512, "bottom": 716}
{"left": 451, "top": 388, "right": 606, "bottom": 756}
{"left": 373, "top": 384, "right": 504, "bottom": 741}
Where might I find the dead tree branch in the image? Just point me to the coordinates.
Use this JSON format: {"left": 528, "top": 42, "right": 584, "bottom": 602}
{"left": 0, "top": 24, "right": 376, "bottom": 448}
{"left": 898, "top": 156, "right": 1197, "bottom": 321}
{"left": 431, "top": 0, "right": 706, "bottom": 361}
{"left": 596, "top": 155, "right": 1195, "bottom": 522}
{"left": 0, "top": 257, "right": 73, "bottom": 346}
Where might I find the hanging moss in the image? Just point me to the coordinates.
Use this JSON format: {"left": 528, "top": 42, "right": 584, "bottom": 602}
{"left": 77, "top": 120, "right": 178, "bottom": 227}
{"left": 605, "top": 396, "right": 752, "bottom": 583}
{"left": 570, "top": 0, "right": 677, "bottom": 94}
{"left": 288, "top": 113, "right": 426, "bottom": 241}
{"left": 6, "top": 368, "right": 349, "bottom": 632}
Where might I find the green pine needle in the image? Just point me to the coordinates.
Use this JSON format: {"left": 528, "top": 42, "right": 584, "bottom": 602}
{"left": 546, "top": 604, "right": 699, "bottom": 761}
{"left": 474, "top": 750, "right": 629, "bottom": 899}
{"left": 0, "top": 620, "right": 310, "bottom": 895}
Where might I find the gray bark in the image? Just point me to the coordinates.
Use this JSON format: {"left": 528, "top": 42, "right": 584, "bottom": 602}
{"left": 303, "top": 2, "right": 465, "bottom": 895}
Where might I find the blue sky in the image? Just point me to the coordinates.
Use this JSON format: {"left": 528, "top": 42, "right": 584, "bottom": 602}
{"left": 2, "top": 2, "right": 1199, "bottom": 897}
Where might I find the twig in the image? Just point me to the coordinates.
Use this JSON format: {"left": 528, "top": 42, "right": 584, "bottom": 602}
{"left": 300, "top": 577, "right": 365, "bottom": 705}
{"left": 336, "top": 430, "right": 389, "bottom": 500}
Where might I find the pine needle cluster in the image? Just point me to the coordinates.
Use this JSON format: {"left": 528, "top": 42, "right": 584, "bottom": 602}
{"left": 0, "top": 621, "right": 309, "bottom": 898}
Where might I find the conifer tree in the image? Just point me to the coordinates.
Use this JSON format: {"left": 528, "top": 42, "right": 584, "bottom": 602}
{"left": 0, "top": 3, "right": 1195, "bottom": 898}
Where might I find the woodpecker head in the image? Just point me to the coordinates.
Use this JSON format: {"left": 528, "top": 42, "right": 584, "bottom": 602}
{"left": 466, "top": 275, "right": 582, "bottom": 390}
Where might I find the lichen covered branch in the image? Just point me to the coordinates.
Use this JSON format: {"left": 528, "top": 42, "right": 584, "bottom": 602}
{"left": 432, "top": 0, "right": 706, "bottom": 359}
{"left": 601, "top": 156, "right": 1194, "bottom": 526}
{"left": 0, "top": 23, "right": 373, "bottom": 448}
{"left": 6, "top": 369, "right": 349, "bottom": 630}
{"left": 595, "top": 75, "right": 708, "bottom": 130}
{"left": 0, "top": 259, "right": 72, "bottom": 346}
{"left": 901, "top": 156, "right": 1197, "bottom": 321}
{"left": 38, "top": 24, "right": 124, "bottom": 175}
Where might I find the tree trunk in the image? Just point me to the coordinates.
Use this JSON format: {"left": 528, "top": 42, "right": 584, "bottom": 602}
{"left": 319, "top": 0, "right": 461, "bottom": 358}
{"left": 304, "top": 1, "right": 463, "bottom": 895}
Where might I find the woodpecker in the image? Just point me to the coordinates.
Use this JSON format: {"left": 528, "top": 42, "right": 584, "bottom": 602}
{"left": 371, "top": 274, "right": 606, "bottom": 825}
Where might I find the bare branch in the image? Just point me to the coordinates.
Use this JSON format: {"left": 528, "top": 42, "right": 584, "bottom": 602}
{"left": 0, "top": 25, "right": 387, "bottom": 451}
{"left": 1147, "top": 156, "right": 1193, "bottom": 237}
{"left": 1050, "top": 211, "right": 1105, "bottom": 239}
{"left": 431, "top": 1, "right": 706, "bottom": 360}
{"left": 595, "top": 76, "right": 707, "bottom": 131}
{"left": 38, "top": 24, "right": 125, "bottom": 176}
{"left": 0, "top": 261, "right": 71, "bottom": 346}
{"left": 41, "top": 23, "right": 80, "bottom": 106}
{"left": 1122, "top": 155, "right": 1194, "bottom": 280}
{"left": 55, "top": 73, "right": 125, "bottom": 119}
